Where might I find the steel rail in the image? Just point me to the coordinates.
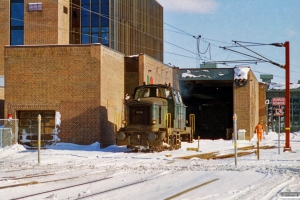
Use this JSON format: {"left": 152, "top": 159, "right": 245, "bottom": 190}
{"left": 76, "top": 178, "right": 149, "bottom": 199}
{"left": 165, "top": 178, "right": 219, "bottom": 200}
{"left": 76, "top": 172, "right": 171, "bottom": 199}
{"left": 11, "top": 177, "right": 112, "bottom": 200}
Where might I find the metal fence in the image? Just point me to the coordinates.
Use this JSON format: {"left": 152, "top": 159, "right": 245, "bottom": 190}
{"left": 0, "top": 119, "right": 19, "bottom": 148}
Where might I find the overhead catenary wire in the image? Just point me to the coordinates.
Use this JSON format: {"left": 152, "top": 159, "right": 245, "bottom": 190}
{"left": 47, "top": 0, "right": 297, "bottom": 73}
{"left": 9, "top": 0, "right": 299, "bottom": 82}
{"left": 67, "top": 0, "right": 300, "bottom": 72}
{"left": 195, "top": 35, "right": 211, "bottom": 61}
{"left": 233, "top": 41, "right": 283, "bottom": 67}
{"left": 203, "top": 38, "right": 300, "bottom": 70}
{"left": 65, "top": 0, "right": 220, "bottom": 63}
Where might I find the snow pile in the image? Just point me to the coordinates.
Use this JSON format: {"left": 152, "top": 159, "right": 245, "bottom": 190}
{"left": 0, "top": 143, "right": 26, "bottom": 154}
{"left": 234, "top": 66, "right": 250, "bottom": 80}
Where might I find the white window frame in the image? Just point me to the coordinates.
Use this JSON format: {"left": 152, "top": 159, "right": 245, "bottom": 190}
{"left": 28, "top": 2, "right": 42, "bottom": 12}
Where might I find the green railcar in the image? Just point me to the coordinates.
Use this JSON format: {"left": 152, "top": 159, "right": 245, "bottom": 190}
{"left": 116, "top": 84, "right": 195, "bottom": 152}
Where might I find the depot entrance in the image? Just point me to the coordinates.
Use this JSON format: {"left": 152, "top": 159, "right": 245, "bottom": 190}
{"left": 179, "top": 68, "right": 234, "bottom": 140}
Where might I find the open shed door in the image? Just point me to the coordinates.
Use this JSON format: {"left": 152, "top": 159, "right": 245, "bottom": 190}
{"left": 179, "top": 68, "right": 234, "bottom": 140}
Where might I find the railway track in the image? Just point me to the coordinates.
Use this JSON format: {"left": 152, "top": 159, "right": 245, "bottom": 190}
{"left": 11, "top": 177, "right": 113, "bottom": 200}
{"left": 178, "top": 145, "right": 275, "bottom": 160}
{"left": 76, "top": 171, "right": 171, "bottom": 199}
{"left": 0, "top": 172, "right": 55, "bottom": 181}
{"left": 165, "top": 178, "right": 219, "bottom": 200}
{"left": 8, "top": 171, "right": 170, "bottom": 200}
{"left": 0, "top": 169, "right": 113, "bottom": 190}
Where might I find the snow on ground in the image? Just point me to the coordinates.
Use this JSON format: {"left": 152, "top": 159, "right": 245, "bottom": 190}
{"left": 0, "top": 132, "right": 300, "bottom": 200}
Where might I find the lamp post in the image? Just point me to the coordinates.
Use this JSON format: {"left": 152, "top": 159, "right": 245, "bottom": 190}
{"left": 283, "top": 42, "right": 291, "bottom": 152}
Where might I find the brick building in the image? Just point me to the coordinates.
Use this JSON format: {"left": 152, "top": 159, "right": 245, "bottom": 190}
{"left": 1, "top": 0, "right": 266, "bottom": 147}
{"left": 0, "top": 0, "right": 164, "bottom": 147}
{"left": 234, "top": 69, "right": 265, "bottom": 140}
{"left": 0, "top": 0, "right": 163, "bottom": 76}
{"left": 4, "top": 45, "right": 174, "bottom": 146}
{"left": 5, "top": 44, "right": 124, "bottom": 146}
{"left": 124, "top": 54, "right": 174, "bottom": 98}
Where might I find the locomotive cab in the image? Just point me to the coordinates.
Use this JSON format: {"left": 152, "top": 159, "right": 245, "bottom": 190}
{"left": 116, "top": 84, "right": 194, "bottom": 152}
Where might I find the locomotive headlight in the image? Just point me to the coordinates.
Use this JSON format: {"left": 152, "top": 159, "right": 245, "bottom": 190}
{"left": 116, "top": 132, "right": 126, "bottom": 140}
{"left": 148, "top": 132, "right": 156, "bottom": 141}
{"left": 152, "top": 120, "right": 157, "bottom": 125}
{"left": 122, "top": 120, "right": 127, "bottom": 124}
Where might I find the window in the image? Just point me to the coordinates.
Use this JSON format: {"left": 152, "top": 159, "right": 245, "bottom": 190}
{"left": 82, "top": 34, "right": 90, "bottom": 44}
{"left": 91, "top": 4, "right": 99, "bottom": 26}
{"left": 81, "top": 7, "right": 90, "bottom": 26}
{"left": 11, "top": 3, "right": 24, "bottom": 26}
{"left": 101, "top": 27, "right": 108, "bottom": 33}
{"left": 101, "top": 17, "right": 108, "bottom": 27}
{"left": 81, "top": 1, "right": 90, "bottom": 44}
{"left": 72, "top": 11, "right": 77, "bottom": 19}
{"left": 63, "top": 6, "right": 68, "bottom": 14}
{"left": 174, "top": 91, "right": 180, "bottom": 103}
{"left": 28, "top": 2, "right": 42, "bottom": 11}
{"left": 101, "top": 33, "right": 108, "bottom": 45}
{"left": 78, "top": 0, "right": 109, "bottom": 45}
{"left": 18, "top": 111, "right": 56, "bottom": 146}
{"left": 11, "top": 0, "right": 24, "bottom": 45}
{"left": 92, "top": 33, "right": 99, "bottom": 43}
{"left": 159, "top": 106, "right": 162, "bottom": 124}
{"left": 101, "top": 4, "right": 108, "bottom": 15}
{"left": 100, "top": 0, "right": 109, "bottom": 46}
{"left": 11, "top": 29, "right": 24, "bottom": 45}
{"left": 101, "top": 27, "right": 109, "bottom": 46}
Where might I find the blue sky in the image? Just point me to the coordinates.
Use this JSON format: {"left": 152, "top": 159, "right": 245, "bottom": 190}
{"left": 156, "top": 0, "right": 300, "bottom": 83}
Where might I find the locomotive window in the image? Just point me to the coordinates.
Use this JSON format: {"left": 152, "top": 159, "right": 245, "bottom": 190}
{"left": 156, "top": 87, "right": 169, "bottom": 98}
{"left": 135, "top": 87, "right": 172, "bottom": 99}
{"left": 144, "top": 89, "right": 150, "bottom": 97}
{"left": 156, "top": 88, "right": 163, "bottom": 97}
{"left": 177, "top": 91, "right": 182, "bottom": 103}
{"left": 156, "top": 87, "right": 171, "bottom": 99}
{"left": 174, "top": 91, "right": 180, "bottom": 103}
{"left": 159, "top": 106, "right": 162, "bottom": 124}
{"left": 165, "top": 89, "right": 171, "bottom": 98}
{"left": 134, "top": 88, "right": 150, "bottom": 99}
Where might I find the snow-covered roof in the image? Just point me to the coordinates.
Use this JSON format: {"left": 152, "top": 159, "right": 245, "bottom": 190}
{"left": 234, "top": 66, "right": 250, "bottom": 80}
{"left": 267, "top": 82, "right": 300, "bottom": 90}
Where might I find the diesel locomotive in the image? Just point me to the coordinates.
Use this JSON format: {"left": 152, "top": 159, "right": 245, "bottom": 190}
{"left": 116, "top": 84, "right": 195, "bottom": 152}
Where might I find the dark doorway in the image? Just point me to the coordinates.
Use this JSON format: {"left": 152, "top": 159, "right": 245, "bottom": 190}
{"left": 18, "top": 110, "right": 55, "bottom": 146}
{"left": 180, "top": 81, "right": 233, "bottom": 140}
